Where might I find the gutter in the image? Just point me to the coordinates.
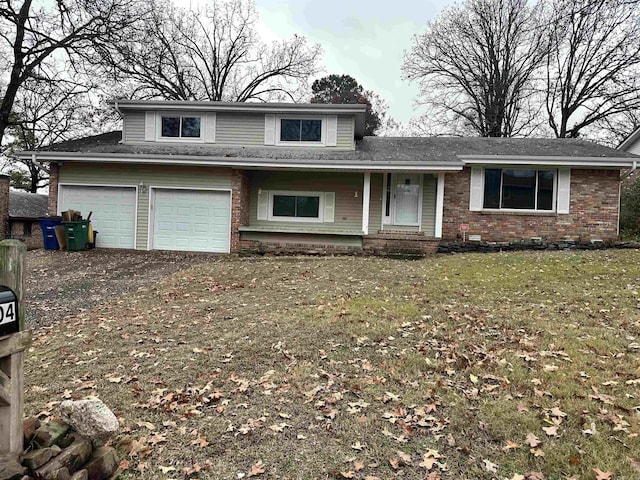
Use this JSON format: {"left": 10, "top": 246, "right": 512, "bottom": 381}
{"left": 620, "top": 159, "right": 637, "bottom": 180}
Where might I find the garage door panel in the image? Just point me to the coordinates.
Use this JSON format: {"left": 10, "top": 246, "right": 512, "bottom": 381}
{"left": 152, "top": 189, "right": 230, "bottom": 253}
{"left": 60, "top": 185, "right": 136, "bottom": 249}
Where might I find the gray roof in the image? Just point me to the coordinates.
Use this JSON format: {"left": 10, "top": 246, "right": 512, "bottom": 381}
{"left": 39, "top": 131, "right": 637, "bottom": 166}
{"left": 9, "top": 191, "right": 48, "bottom": 218}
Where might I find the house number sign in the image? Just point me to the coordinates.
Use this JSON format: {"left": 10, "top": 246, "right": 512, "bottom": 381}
{"left": 0, "top": 285, "right": 19, "bottom": 337}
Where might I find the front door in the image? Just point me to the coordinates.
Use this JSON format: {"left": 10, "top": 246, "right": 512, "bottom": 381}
{"left": 393, "top": 174, "right": 421, "bottom": 226}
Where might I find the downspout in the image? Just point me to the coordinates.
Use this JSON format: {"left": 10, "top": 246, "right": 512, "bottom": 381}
{"left": 620, "top": 160, "right": 637, "bottom": 180}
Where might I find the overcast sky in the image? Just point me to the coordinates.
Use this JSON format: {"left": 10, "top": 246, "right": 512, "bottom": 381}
{"left": 252, "top": 0, "right": 456, "bottom": 124}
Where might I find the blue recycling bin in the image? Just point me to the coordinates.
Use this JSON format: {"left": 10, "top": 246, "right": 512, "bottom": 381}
{"left": 39, "top": 217, "right": 62, "bottom": 250}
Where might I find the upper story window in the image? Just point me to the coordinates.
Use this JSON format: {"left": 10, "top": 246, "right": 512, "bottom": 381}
{"left": 483, "top": 168, "right": 555, "bottom": 211}
{"left": 160, "top": 116, "right": 201, "bottom": 139}
{"left": 280, "top": 119, "right": 322, "bottom": 142}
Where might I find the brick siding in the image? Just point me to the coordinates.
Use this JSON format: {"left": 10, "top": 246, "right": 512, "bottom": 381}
{"left": 230, "top": 169, "right": 250, "bottom": 253}
{"left": 442, "top": 167, "right": 621, "bottom": 242}
{"left": 48, "top": 162, "right": 60, "bottom": 216}
{"left": 8, "top": 221, "right": 43, "bottom": 249}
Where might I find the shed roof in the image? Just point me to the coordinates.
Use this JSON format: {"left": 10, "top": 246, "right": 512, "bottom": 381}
{"left": 9, "top": 191, "right": 48, "bottom": 219}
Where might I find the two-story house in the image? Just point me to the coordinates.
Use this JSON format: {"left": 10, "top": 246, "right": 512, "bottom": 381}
{"left": 20, "top": 100, "right": 638, "bottom": 254}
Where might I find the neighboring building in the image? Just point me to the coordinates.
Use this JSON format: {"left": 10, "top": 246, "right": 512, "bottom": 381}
{"left": 8, "top": 190, "right": 48, "bottom": 249}
{"left": 17, "top": 100, "right": 638, "bottom": 254}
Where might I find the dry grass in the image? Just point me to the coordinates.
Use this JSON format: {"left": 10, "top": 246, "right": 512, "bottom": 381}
{"left": 24, "top": 251, "right": 640, "bottom": 479}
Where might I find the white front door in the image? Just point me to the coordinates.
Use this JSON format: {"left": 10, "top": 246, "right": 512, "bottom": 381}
{"left": 393, "top": 174, "right": 421, "bottom": 226}
{"left": 59, "top": 185, "right": 137, "bottom": 248}
{"left": 152, "top": 189, "right": 230, "bottom": 253}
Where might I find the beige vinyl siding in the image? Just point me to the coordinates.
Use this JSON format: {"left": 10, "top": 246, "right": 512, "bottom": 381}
{"left": 59, "top": 162, "right": 232, "bottom": 250}
{"left": 122, "top": 111, "right": 355, "bottom": 150}
{"left": 215, "top": 113, "right": 265, "bottom": 146}
{"left": 123, "top": 111, "right": 146, "bottom": 143}
{"left": 368, "top": 173, "right": 383, "bottom": 233}
{"left": 421, "top": 174, "right": 437, "bottom": 236}
{"left": 249, "top": 171, "right": 363, "bottom": 233}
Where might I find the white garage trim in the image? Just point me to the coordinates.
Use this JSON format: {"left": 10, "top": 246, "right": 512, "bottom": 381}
{"left": 147, "top": 186, "right": 233, "bottom": 253}
{"left": 58, "top": 183, "right": 139, "bottom": 249}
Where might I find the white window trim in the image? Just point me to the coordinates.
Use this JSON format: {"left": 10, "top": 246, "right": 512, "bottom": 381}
{"left": 275, "top": 115, "right": 326, "bottom": 147}
{"left": 481, "top": 167, "right": 558, "bottom": 213}
{"left": 267, "top": 190, "right": 325, "bottom": 223}
{"left": 156, "top": 112, "right": 205, "bottom": 143}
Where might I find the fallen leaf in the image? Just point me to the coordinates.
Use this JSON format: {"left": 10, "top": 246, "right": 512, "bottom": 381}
{"left": 248, "top": 461, "right": 266, "bottom": 477}
{"left": 593, "top": 468, "right": 613, "bottom": 480}
{"left": 542, "top": 425, "right": 558, "bottom": 436}
{"left": 502, "top": 440, "right": 521, "bottom": 452}
{"left": 158, "top": 465, "right": 176, "bottom": 474}
{"left": 526, "top": 433, "right": 541, "bottom": 448}
{"left": 351, "top": 441, "right": 365, "bottom": 451}
{"left": 136, "top": 421, "right": 156, "bottom": 431}
{"left": 483, "top": 459, "right": 498, "bottom": 473}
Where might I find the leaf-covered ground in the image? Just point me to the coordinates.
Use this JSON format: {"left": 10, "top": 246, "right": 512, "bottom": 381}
{"left": 24, "top": 251, "right": 640, "bottom": 479}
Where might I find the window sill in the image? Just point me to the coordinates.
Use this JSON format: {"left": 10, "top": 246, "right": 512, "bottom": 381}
{"left": 479, "top": 210, "right": 558, "bottom": 217}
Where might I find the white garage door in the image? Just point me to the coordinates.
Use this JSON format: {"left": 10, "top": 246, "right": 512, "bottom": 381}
{"left": 152, "top": 189, "right": 230, "bottom": 253}
{"left": 59, "top": 185, "right": 137, "bottom": 249}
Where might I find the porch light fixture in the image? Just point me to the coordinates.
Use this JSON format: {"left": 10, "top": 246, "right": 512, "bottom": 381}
{"left": 354, "top": 191, "right": 358, "bottom": 198}
{"left": 139, "top": 181, "right": 148, "bottom": 193}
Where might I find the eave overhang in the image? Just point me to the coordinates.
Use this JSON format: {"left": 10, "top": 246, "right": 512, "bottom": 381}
{"left": 20, "top": 151, "right": 463, "bottom": 172}
{"left": 459, "top": 155, "right": 636, "bottom": 168}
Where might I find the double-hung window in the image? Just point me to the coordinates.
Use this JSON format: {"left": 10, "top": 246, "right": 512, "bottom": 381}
{"left": 160, "top": 116, "right": 202, "bottom": 139}
{"left": 483, "top": 168, "right": 555, "bottom": 211}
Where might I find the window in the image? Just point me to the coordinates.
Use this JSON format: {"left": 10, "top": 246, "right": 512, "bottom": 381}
{"left": 483, "top": 168, "right": 556, "bottom": 211}
{"left": 265, "top": 191, "right": 326, "bottom": 223}
{"left": 272, "top": 194, "right": 320, "bottom": 218}
{"left": 279, "top": 119, "right": 322, "bottom": 142}
{"left": 23, "top": 222, "right": 32, "bottom": 236}
{"left": 160, "top": 116, "right": 201, "bottom": 139}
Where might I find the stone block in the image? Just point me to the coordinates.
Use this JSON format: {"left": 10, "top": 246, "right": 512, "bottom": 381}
{"left": 22, "top": 448, "right": 53, "bottom": 471}
{"left": 33, "top": 435, "right": 91, "bottom": 479}
{"left": 33, "top": 419, "right": 70, "bottom": 448}
{"left": 83, "top": 447, "right": 118, "bottom": 480}
{"left": 0, "top": 452, "right": 26, "bottom": 480}
{"left": 23, "top": 417, "right": 41, "bottom": 444}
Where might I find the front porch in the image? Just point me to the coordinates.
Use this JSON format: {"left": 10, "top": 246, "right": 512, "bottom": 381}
{"left": 235, "top": 170, "right": 446, "bottom": 255}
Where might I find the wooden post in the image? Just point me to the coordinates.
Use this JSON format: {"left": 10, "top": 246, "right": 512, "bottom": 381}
{"left": 0, "top": 239, "right": 31, "bottom": 454}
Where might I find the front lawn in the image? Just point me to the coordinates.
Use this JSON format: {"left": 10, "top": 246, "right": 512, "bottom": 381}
{"left": 24, "top": 251, "right": 640, "bottom": 479}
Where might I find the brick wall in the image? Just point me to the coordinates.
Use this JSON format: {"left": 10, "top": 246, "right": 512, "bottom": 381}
{"left": 48, "top": 162, "right": 60, "bottom": 216}
{"left": 230, "top": 169, "right": 250, "bottom": 252}
{"left": 8, "top": 221, "right": 43, "bottom": 249}
{"left": 442, "top": 168, "right": 621, "bottom": 242}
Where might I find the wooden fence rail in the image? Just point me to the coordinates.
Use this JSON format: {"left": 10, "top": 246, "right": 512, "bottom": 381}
{"left": 0, "top": 239, "right": 31, "bottom": 454}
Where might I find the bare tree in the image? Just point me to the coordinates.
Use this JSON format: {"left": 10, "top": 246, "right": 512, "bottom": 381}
{"left": 3, "top": 69, "right": 117, "bottom": 192}
{"left": 403, "top": 0, "right": 548, "bottom": 137}
{"left": 544, "top": 0, "right": 640, "bottom": 138}
{"left": 100, "top": 0, "right": 323, "bottom": 102}
{"left": 0, "top": 0, "right": 144, "bottom": 147}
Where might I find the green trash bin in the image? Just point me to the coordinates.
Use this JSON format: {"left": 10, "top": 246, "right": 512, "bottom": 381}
{"left": 63, "top": 221, "right": 90, "bottom": 251}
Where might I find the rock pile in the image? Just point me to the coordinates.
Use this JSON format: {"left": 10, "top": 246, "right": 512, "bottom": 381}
{"left": 1, "top": 398, "right": 120, "bottom": 480}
